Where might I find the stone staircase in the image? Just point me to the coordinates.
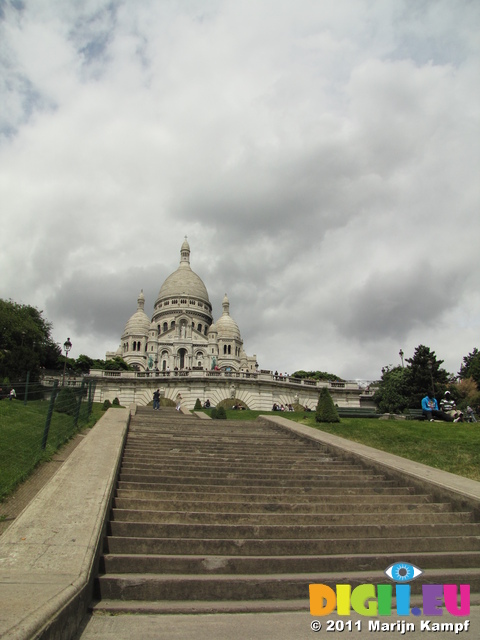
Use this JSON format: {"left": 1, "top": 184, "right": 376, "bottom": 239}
{"left": 91, "top": 408, "right": 480, "bottom": 614}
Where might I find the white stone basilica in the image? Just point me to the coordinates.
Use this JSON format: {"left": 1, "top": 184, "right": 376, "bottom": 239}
{"left": 107, "top": 239, "right": 258, "bottom": 374}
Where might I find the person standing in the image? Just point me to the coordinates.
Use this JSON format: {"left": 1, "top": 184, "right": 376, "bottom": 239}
{"left": 153, "top": 389, "right": 160, "bottom": 410}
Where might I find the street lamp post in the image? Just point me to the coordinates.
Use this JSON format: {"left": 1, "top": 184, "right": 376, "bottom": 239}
{"left": 399, "top": 349, "right": 404, "bottom": 368}
{"left": 427, "top": 359, "right": 435, "bottom": 397}
{"left": 62, "top": 337, "right": 72, "bottom": 386}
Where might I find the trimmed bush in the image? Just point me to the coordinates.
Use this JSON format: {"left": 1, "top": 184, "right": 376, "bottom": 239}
{"left": 102, "top": 399, "right": 112, "bottom": 411}
{"left": 112, "top": 397, "right": 120, "bottom": 406}
{"left": 194, "top": 398, "right": 202, "bottom": 410}
{"left": 210, "top": 407, "right": 218, "bottom": 419}
{"left": 215, "top": 405, "right": 227, "bottom": 420}
{"left": 54, "top": 387, "right": 77, "bottom": 415}
{"left": 315, "top": 388, "right": 340, "bottom": 423}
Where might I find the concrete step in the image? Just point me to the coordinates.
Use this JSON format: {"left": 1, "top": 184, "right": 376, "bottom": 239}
{"left": 105, "top": 534, "right": 480, "bottom": 556}
{"left": 107, "top": 520, "right": 480, "bottom": 540}
{"left": 110, "top": 507, "right": 472, "bottom": 526}
{"left": 101, "top": 551, "right": 480, "bottom": 575}
{"left": 113, "top": 492, "right": 462, "bottom": 522}
{"left": 117, "top": 482, "right": 431, "bottom": 505}
{"left": 117, "top": 472, "right": 396, "bottom": 488}
{"left": 96, "top": 569, "right": 480, "bottom": 602}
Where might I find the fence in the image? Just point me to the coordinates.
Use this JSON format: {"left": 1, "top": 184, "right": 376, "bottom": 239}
{"left": 0, "top": 375, "right": 97, "bottom": 501}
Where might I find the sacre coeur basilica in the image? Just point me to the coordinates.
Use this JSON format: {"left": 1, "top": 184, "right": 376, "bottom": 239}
{"left": 107, "top": 238, "right": 258, "bottom": 375}
{"left": 90, "top": 238, "right": 369, "bottom": 410}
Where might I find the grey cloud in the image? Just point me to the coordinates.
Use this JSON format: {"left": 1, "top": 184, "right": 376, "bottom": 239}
{"left": 336, "top": 263, "right": 463, "bottom": 342}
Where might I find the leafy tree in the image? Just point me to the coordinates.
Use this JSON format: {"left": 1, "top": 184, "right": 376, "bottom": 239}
{"left": 292, "top": 370, "right": 343, "bottom": 382}
{"left": 405, "top": 345, "right": 450, "bottom": 407}
{"left": 0, "top": 299, "right": 61, "bottom": 382}
{"left": 103, "top": 356, "right": 134, "bottom": 371}
{"left": 75, "top": 354, "right": 95, "bottom": 373}
{"left": 373, "top": 345, "right": 452, "bottom": 413}
{"left": 315, "top": 388, "right": 340, "bottom": 423}
{"left": 459, "top": 348, "right": 480, "bottom": 386}
{"left": 373, "top": 366, "right": 411, "bottom": 414}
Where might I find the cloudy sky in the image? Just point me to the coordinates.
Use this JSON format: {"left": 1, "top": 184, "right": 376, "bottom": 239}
{"left": 1, "top": 0, "right": 479, "bottom": 382}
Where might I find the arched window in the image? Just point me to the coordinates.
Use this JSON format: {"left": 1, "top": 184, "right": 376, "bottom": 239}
{"left": 228, "top": 345, "right": 231, "bottom": 354}
{"left": 163, "top": 322, "right": 168, "bottom": 332}
{"left": 224, "top": 345, "right": 227, "bottom": 354}
{"left": 171, "top": 321, "right": 175, "bottom": 329}
{"left": 197, "top": 323, "right": 202, "bottom": 332}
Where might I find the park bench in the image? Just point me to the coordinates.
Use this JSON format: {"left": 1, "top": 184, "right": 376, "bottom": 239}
{"left": 336, "top": 407, "right": 380, "bottom": 419}
{"left": 404, "top": 409, "right": 427, "bottom": 420}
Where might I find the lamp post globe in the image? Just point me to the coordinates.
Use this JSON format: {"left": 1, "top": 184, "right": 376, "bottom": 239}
{"left": 62, "top": 338, "right": 72, "bottom": 386}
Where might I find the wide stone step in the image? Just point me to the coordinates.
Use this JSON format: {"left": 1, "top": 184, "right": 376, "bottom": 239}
{"left": 117, "top": 471, "right": 393, "bottom": 488}
{"left": 110, "top": 507, "right": 472, "bottom": 526}
{"left": 96, "top": 569, "right": 480, "bottom": 602}
{"left": 105, "top": 535, "right": 480, "bottom": 556}
{"left": 101, "top": 551, "right": 480, "bottom": 575}
{"left": 108, "top": 520, "right": 480, "bottom": 540}
{"left": 122, "top": 448, "right": 332, "bottom": 461}
{"left": 113, "top": 497, "right": 460, "bottom": 516}
{"left": 119, "top": 463, "right": 381, "bottom": 478}
{"left": 117, "top": 490, "right": 434, "bottom": 504}
{"left": 120, "top": 459, "right": 367, "bottom": 473}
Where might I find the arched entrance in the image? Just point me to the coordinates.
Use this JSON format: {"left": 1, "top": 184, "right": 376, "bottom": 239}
{"left": 178, "top": 348, "right": 187, "bottom": 369}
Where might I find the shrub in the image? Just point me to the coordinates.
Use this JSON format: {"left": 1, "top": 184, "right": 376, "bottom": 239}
{"left": 210, "top": 407, "right": 217, "bottom": 419}
{"left": 315, "top": 388, "right": 340, "bottom": 423}
{"left": 194, "top": 398, "right": 202, "bottom": 410}
{"left": 102, "top": 399, "right": 112, "bottom": 411}
{"left": 54, "top": 387, "right": 77, "bottom": 415}
{"left": 215, "top": 406, "right": 227, "bottom": 420}
{"left": 112, "top": 397, "right": 120, "bottom": 406}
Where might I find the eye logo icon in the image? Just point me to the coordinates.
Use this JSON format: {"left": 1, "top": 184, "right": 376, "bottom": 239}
{"left": 384, "top": 562, "right": 423, "bottom": 583}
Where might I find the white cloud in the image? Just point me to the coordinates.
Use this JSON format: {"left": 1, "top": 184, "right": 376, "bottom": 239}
{"left": 0, "top": 0, "right": 478, "bottom": 380}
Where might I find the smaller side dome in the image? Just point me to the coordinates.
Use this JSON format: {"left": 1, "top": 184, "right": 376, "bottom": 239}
{"left": 122, "top": 290, "right": 150, "bottom": 337}
{"left": 215, "top": 293, "right": 241, "bottom": 339}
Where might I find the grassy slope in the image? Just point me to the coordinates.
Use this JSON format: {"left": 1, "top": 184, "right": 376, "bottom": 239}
{"left": 0, "top": 400, "right": 103, "bottom": 500}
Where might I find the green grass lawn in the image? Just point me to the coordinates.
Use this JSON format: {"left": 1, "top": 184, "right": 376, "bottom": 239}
{"left": 202, "top": 409, "right": 480, "bottom": 482}
{"left": 0, "top": 399, "right": 103, "bottom": 501}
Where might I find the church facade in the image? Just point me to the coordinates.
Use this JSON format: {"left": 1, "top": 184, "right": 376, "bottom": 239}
{"left": 107, "top": 239, "right": 258, "bottom": 374}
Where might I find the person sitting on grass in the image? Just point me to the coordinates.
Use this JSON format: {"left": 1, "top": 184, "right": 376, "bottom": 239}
{"left": 421, "top": 392, "right": 453, "bottom": 422}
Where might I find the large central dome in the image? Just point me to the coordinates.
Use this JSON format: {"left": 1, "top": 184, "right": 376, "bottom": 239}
{"left": 155, "top": 238, "right": 210, "bottom": 304}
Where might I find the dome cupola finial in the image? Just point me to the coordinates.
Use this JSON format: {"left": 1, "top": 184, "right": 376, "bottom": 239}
{"left": 222, "top": 293, "right": 230, "bottom": 315}
{"left": 180, "top": 236, "right": 190, "bottom": 265}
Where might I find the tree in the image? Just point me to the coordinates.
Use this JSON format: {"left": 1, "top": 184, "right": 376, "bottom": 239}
{"left": 0, "top": 299, "right": 61, "bottom": 382}
{"left": 103, "top": 357, "right": 134, "bottom": 371}
{"left": 459, "top": 348, "right": 480, "bottom": 386}
{"left": 373, "top": 345, "right": 452, "bottom": 413}
{"left": 292, "top": 370, "right": 343, "bottom": 382}
{"left": 373, "top": 366, "right": 411, "bottom": 414}
{"left": 315, "top": 388, "right": 340, "bottom": 423}
{"left": 405, "top": 345, "right": 450, "bottom": 408}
